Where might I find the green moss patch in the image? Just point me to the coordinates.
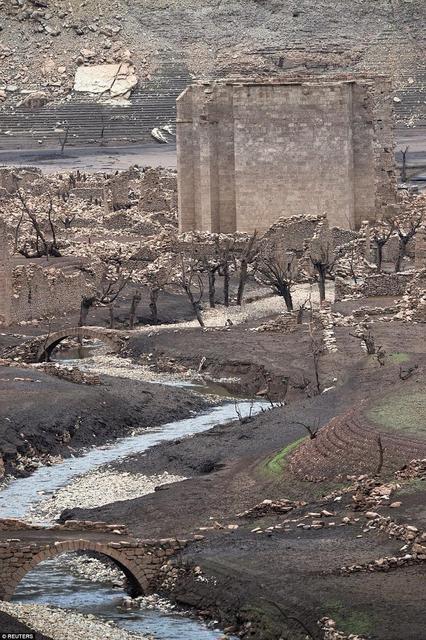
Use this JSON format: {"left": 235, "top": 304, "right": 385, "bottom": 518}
{"left": 326, "top": 599, "right": 377, "bottom": 636}
{"left": 388, "top": 352, "right": 410, "bottom": 364}
{"left": 262, "top": 437, "right": 306, "bottom": 475}
{"left": 366, "top": 390, "right": 426, "bottom": 438}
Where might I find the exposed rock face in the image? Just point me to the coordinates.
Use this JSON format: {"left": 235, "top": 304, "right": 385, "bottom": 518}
{"left": 74, "top": 63, "right": 138, "bottom": 101}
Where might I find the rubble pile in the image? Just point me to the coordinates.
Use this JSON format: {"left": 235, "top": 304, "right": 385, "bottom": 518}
{"left": 319, "top": 617, "right": 367, "bottom": 640}
{"left": 237, "top": 498, "right": 306, "bottom": 518}
{"left": 38, "top": 363, "right": 101, "bottom": 385}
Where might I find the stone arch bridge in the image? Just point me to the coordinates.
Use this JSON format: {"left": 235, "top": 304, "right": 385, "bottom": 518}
{"left": 37, "top": 326, "right": 124, "bottom": 362}
{"left": 0, "top": 520, "right": 187, "bottom": 601}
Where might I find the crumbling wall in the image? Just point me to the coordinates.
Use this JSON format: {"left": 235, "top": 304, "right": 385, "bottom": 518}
{"left": 0, "top": 167, "right": 42, "bottom": 195}
{"left": 10, "top": 264, "right": 90, "bottom": 323}
{"left": 415, "top": 227, "right": 426, "bottom": 270}
{"left": 178, "top": 77, "right": 396, "bottom": 234}
{"left": 263, "top": 214, "right": 324, "bottom": 254}
{"left": 0, "top": 222, "right": 11, "bottom": 325}
{"left": 360, "top": 272, "right": 413, "bottom": 297}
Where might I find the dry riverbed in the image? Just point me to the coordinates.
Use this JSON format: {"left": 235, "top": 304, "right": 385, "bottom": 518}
{"left": 29, "top": 469, "right": 186, "bottom": 523}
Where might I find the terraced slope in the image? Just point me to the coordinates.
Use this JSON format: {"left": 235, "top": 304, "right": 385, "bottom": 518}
{"left": 289, "top": 398, "right": 426, "bottom": 482}
{"left": 0, "top": 0, "right": 424, "bottom": 150}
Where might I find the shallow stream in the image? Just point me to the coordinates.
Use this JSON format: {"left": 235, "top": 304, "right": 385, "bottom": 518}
{"left": 1, "top": 366, "right": 263, "bottom": 639}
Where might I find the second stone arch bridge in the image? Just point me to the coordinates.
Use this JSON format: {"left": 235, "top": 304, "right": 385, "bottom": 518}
{"left": 0, "top": 519, "right": 187, "bottom": 601}
{"left": 37, "top": 326, "right": 124, "bottom": 362}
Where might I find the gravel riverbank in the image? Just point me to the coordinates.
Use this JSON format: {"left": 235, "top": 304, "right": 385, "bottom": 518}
{"left": 29, "top": 469, "right": 186, "bottom": 523}
{"left": 0, "top": 602, "right": 152, "bottom": 640}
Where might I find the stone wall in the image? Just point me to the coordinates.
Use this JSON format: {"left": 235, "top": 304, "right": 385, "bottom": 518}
{"left": 263, "top": 214, "right": 324, "bottom": 254}
{"left": 360, "top": 272, "right": 414, "bottom": 297}
{"left": 10, "top": 263, "right": 90, "bottom": 323}
{"left": 0, "top": 222, "right": 11, "bottom": 325}
{"left": 415, "top": 227, "right": 426, "bottom": 270}
{"left": 177, "top": 77, "right": 396, "bottom": 234}
{"left": 0, "top": 167, "right": 42, "bottom": 195}
{"left": 335, "top": 271, "right": 414, "bottom": 301}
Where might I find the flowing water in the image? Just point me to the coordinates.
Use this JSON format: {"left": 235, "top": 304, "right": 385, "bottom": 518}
{"left": 2, "top": 389, "right": 264, "bottom": 639}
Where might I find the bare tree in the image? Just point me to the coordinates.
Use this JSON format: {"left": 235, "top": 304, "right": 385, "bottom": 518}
{"left": 58, "top": 120, "right": 70, "bottom": 155}
{"left": 129, "top": 291, "right": 142, "bottom": 329}
{"left": 15, "top": 190, "right": 61, "bottom": 258}
{"left": 371, "top": 219, "right": 395, "bottom": 272}
{"left": 234, "top": 398, "right": 255, "bottom": 424}
{"left": 79, "top": 264, "right": 130, "bottom": 328}
{"left": 309, "top": 239, "right": 335, "bottom": 303}
{"left": 256, "top": 243, "right": 297, "bottom": 312}
{"left": 177, "top": 253, "right": 205, "bottom": 327}
{"left": 217, "top": 236, "right": 236, "bottom": 307}
{"left": 308, "top": 319, "right": 323, "bottom": 395}
{"left": 400, "top": 145, "right": 409, "bottom": 183}
{"left": 393, "top": 209, "right": 423, "bottom": 272}
{"left": 236, "top": 231, "right": 258, "bottom": 305}
{"left": 61, "top": 212, "right": 76, "bottom": 229}
{"left": 293, "top": 419, "right": 320, "bottom": 439}
{"left": 350, "top": 322, "right": 385, "bottom": 365}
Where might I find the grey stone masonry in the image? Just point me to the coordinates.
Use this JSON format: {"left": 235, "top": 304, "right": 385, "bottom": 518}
{"left": 0, "top": 222, "right": 11, "bottom": 325}
{"left": 177, "top": 76, "right": 396, "bottom": 234}
{"left": 0, "top": 519, "right": 188, "bottom": 600}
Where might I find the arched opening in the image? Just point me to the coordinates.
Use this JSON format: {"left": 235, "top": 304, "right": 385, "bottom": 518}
{"left": 37, "top": 330, "right": 119, "bottom": 362}
{"left": 8, "top": 543, "right": 147, "bottom": 603}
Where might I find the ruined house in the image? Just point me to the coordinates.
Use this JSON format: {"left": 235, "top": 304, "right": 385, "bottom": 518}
{"left": 177, "top": 76, "right": 396, "bottom": 234}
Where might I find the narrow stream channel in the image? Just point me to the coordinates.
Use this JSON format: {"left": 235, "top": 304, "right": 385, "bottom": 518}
{"left": 1, "top": 348, "right": 265, "bottom": 639}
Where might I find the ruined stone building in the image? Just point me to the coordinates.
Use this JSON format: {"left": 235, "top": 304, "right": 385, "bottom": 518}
{"left": 177, "top": 77, "right": 396, "bottom": 234}
{"left": 0, "top": 222, "right": 11, "bottom": 325}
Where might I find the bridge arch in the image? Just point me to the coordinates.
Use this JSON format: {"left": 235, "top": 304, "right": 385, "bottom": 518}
{"left": 37, "top": 326, "right": 122, "bottom": 362}
{"left": 3, "top": 539, "right": 148, "bottom": 601}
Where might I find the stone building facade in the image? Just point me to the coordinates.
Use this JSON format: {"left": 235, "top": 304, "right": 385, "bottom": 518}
{"left": 177, "top": 76, "right": 396, "bottom": 234}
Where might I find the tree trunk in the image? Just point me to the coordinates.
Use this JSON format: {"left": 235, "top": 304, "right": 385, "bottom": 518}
{"left": 208, "top": 271, "right": 216, "bottom": 308}
{"left": 395, "top": 238, "right": 406, "bottom": 273}
{"left": 223, "top": 264, "right": 230, "bottom": 307}
{"left": 79, "top": 297, "right": 93, "bottom": 345}
{"left": 376, "top": 244, "right": 383, "bottom": 272}
{"left": 280, "top": 284, "right": 293, "bottom": 312}
{"left": 193, "top": 302, "right": 205, "bottom": 328}
{"left": 109, "top": 304, "right": 115, "bottom": 329}
{"left": 79, "top": 299, "right": 92, "bottom": 328}
{"left": 149, "top": 288, "right": 159, "bottom": 324}
{"left": 129, "top": 292, "right": 142, "bottom": 328}
{"left": 237, "top": 261, "right": 248, "bottom": 306}
{"left": 317, "top": 271, "right": 326, "bottom": 303}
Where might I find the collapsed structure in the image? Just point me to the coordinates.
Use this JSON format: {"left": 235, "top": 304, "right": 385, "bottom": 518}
{"left": 177, "top": 76, "right": 396, "bottom": 234}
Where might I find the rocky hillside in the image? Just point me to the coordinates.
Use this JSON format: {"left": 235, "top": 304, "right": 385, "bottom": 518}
{"left": 0, "top": 0, "right": 424, "bottom": 148}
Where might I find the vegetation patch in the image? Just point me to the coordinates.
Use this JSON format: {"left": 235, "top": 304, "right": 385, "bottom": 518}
{"left": 366, "top": 391, "right": 426, "bottom": 438}
{"left": 326, "top": 599, "right": 377, "bottom": 636}
{"left": 388, "top": 352, "right": 410, "bottom": 364}
{"left": 262, "top": 437, "right": 306, "bottom": 475}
